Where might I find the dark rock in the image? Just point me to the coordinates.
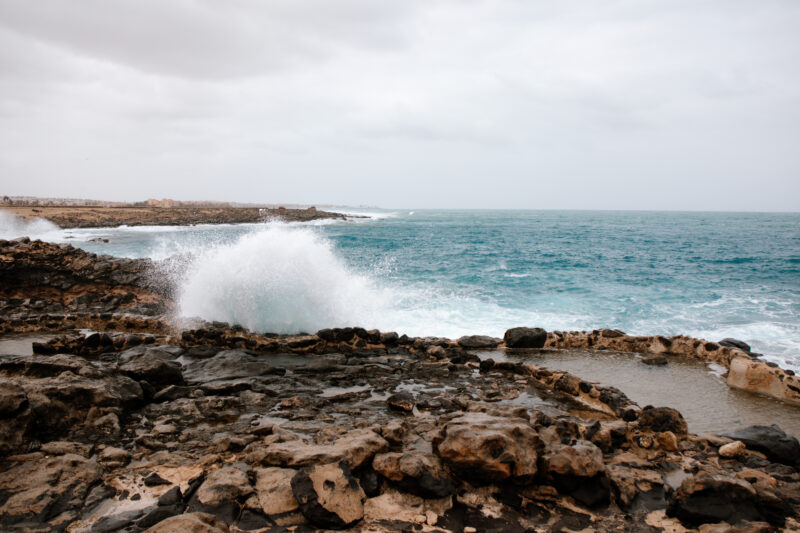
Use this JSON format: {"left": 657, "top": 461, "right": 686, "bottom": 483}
{"left": 373, "top": 451, "right": 456, "bottom": 498}
{"left": 723, "top": 424, "right": 800, "bottom": 468}
{"left": 542, "top": 441, "right": 610, "bottom": 508}
{"left": 503, "top": 327, "right": 547, "bottom": 349}
{"left": 120, "top": 352, "right": 184, "bottom": 389}
{"left": 457, "top": 335, "right": 502, "bottom": 350}
{"left": 187, "top": 465, "right": 253, "bottom": 524}
{"left": 637, "top": 406, "right": 688, "bottom": 435}
{"left": 157, "top": 486, "right": 183, "bottom": 506}
{"left": 291, "top": 461, "right": 366, "bottom": 529}
{"left": 144, "top": 472, "right": 172, "bottom": 487}
{"left": 479, "top": 358, "right": 495, "bottom": 373}
{"left": 719, "top": 338, "right": 752, "bottom": 353}
{"left": 667, "top": 473, "right": 790, "bottom": 527}
{"left": 386, "top": 391, "right": 414, "bottom": 413}
{"left": 137, "top": 504, "right": 183, "bottom": 528}
{"left": 641, "top": 355, "right": 668, "bottom": 366}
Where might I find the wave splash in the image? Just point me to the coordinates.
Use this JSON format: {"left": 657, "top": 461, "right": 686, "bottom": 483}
{"left": 0, "top": 212, "right": 61, "bottom": 241}
{"left": 177, "top": 225, "right": 390, "bottom": 334}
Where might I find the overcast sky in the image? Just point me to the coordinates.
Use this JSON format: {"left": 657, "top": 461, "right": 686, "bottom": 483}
{"left": 0, "top": 1, "right": 798, "bottom": 210}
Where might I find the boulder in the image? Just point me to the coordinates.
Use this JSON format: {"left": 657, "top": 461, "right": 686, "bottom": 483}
{"left": 373, "top": 451, "right": 456, "bottom": 498}
{"left": 291, "top": 461, "right": 366, "bottom": 529}
{"left": 434, "top": 412, "right": 540, "bottom": 483}
{"left": 252, "top": 467, "right": 300, "bottom": 516}
{"left": 542, "top": 440, "right": 610, "bottom": 508}
{"left": 727, "top": 356, "right": 800, "bottom": 406}
{"left": 386, "top": 391, "right": 415, "bottom": 413}
{"left": 719, "top": 440, "right": 746, "bottom": 458}
{"left": 457, "top": 335, "right": 502, "bottom": 350}
{"left": 723, "top": 425, "right": 800, "bottom": 468}
{"left": 637, "top": 406, "right": 688, "bottom": 435}
{"left": 119, "top": 352, "right": 184, "bottom": 388}
{"left": 503, "top": 327, "right": 547, "bottom": 349}
{"left": 641, "top": 355, "right": 668, "bottom": 366}
{"left": 258, "top": 429, "right": 388, "bottom": 469}
{"left": 144, "top": 512, "right": 230, "bottom": 533}
{"left": 719, "top": 338, "right": 751, "bottom": 352}
{"left": 188, "top": 465, "right": 253, "bottom": 523}
{"left": 667, "top": 474, "right": 791, "bottom": 527}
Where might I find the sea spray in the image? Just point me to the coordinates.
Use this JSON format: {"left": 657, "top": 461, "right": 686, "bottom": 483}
{"left": 177, "top": 224, "right": 390, "bottom": 334}
{"left": 0, "top": 211, "right": 62, "bottom": 241}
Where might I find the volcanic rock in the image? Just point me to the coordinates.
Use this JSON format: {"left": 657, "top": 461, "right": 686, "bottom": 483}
{"left": 667, "top": 473, "right": 791, "bottom": 527}
{"left": 457, "top": 335, "right": 502, "bottom": 349}
{"left": 723, "top": 424, "right": 800, "bottom": 467}
{"left": 503, "top": 327, "right": 547, "bottom": 349}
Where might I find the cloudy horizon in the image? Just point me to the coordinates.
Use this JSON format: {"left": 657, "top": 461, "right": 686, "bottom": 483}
{"left": 1, "top": 1, "right": 798, "bottom": 211}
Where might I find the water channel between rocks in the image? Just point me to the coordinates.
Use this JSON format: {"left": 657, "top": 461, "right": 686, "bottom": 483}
{"left": 479, "top": 348, "right": 800, "bottom": 438}
{"left": 2, "top": 334, "right": 799, "bottom": 439}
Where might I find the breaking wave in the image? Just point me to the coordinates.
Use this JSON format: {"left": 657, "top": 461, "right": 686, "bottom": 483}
{"left": 177, "top": 225, "right": 391, "bottom": 334}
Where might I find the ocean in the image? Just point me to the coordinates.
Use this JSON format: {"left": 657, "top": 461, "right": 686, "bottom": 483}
{"left": 3, "top": 209, "right": 799, "bottom": 371}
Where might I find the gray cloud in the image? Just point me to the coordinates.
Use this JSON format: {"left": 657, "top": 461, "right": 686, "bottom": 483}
{"left": 0, "top": 0, "right": 798, "bottom": 210}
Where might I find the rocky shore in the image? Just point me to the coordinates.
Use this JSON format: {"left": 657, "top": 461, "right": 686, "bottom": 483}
{"left": 1, "top": 238, "right": 800, "bottom": 532}
{"left": 1, "top": 205, "right": 354, "bottom": 229}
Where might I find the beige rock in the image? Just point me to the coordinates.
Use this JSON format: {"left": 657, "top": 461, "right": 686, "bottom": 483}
{"left": 363, "top": 490, "right": 425, "bottom": 523}
{"left": 144, "top": 512, "right": 229, "bottom": 533}
{"left": 657, "top": 431, "right": 679, "bottom": 451}
{"left": 727, "top": 355, "right": 800, "bottom": 406}
{"left": 259, "top": 429, "right": 388, "bottom": 469}
{"left": 719, "top": 440, "right": 746, "bottom": 458}
{"left": 195, "top": 466, "right": 253, "bottom": 507}
{"left": 252, "top": 467, "right": 299, "bottom": 516}
{"left": 0, "top": 454, "right": 102, "bottom": 523}
{"left": 98, "top": 446, "right": 131, "bottom": 467}
{"left": 39, "top": 441, "right": 92, "bottom": 457}
{"left": 543, "top": 441, "right": 605, "bottom": 478}
{"left": 434, "top": 412, "right": 540, "bottom": 483}
{"left": 292, "top": 462, "right": 366, "bottom": 528}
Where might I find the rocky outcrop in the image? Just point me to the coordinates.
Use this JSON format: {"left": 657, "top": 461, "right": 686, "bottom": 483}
{"left": 723, "top": 424, "right": 800, "bottom": 468}
{"left": 0, "top": 238, "right": 171, "bottom": 317}
{"left": 0, "top": 340, "right": 796, "bottom": 532}
{"left": 667, "top": 473, "right": 792, "bottom": 527}
{"left": 727, "top": 355, "right": 800, "bottom": 406}
{"left": 2, "top": 205, "right": 353, "bottom": 229}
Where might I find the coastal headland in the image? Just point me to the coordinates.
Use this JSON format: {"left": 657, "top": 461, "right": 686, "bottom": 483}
{"left": 1, "top": 237, "right": 799, "bottom": 532}
{"left": 1, "top": 205, "right": 353, "bottom": 229}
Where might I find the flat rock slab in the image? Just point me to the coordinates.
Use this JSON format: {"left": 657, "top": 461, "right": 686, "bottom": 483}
{"left": 181, "top": 350, "right": 285, "bottom": 384}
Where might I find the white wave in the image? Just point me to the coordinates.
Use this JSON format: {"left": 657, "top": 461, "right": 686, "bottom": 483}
{"left": 177, "top": 225, "right": 392, "bottom": 334}
{"left": 0, "top": 211, "right": 63, "bottom": 241}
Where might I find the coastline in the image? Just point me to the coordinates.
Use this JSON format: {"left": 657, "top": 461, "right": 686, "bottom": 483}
{"left": 1, "top": 237, "right": 799, "bottom": 531}
{"left": 0, "top": 205, "right": 356, "bottom": 229}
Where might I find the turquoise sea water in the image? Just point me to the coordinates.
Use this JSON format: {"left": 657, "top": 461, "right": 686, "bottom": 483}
{"left": 3, "top": 209, "right": 799, "bottom": 370}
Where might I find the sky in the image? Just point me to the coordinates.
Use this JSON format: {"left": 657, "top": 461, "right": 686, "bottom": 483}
{"left": 0, "top": 1, "right": 798, "bottom": 210}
